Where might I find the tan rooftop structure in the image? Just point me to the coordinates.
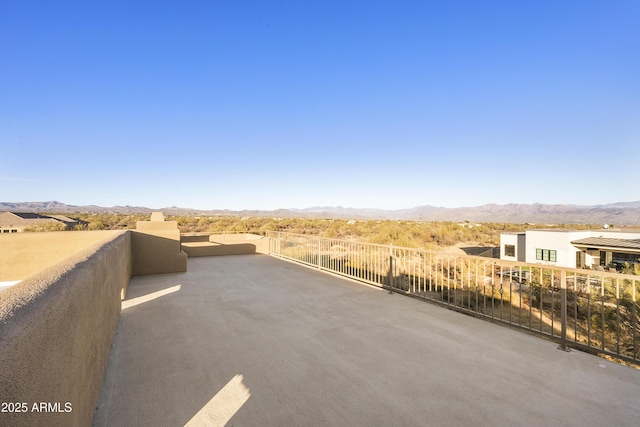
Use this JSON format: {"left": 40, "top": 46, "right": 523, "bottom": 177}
{"left": 131, "top": 211, "right": 187, "bottom": 275}
{"left": 1, "top": 214, "right": 640, "bottom": 426}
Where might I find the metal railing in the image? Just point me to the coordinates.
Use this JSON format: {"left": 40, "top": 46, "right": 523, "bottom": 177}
{"left": 266, "top": 231, "right": 639, "bottom": 365}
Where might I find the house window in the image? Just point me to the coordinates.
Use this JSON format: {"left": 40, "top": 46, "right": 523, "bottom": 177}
{"left": 504, "top": 244, "right": 516, "bottom": 257}
{"left": 536, "top": 248, "right": 557, "bottom": 262}
{"left": 612, "top": 252, "right": 639, "bottom": 266}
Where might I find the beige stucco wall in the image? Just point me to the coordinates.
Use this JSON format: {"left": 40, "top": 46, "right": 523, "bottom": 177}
{"left": 0, "top": 231, "right": 131, "bottom": 427}
{"left": 182, "top": 234, "right": 270, "bottom": 257}
{"left": 131, "top": 220, "right": 187, "bottom": 275}
{"left": 208, "top": 233, "right": 265, "bottom": 242}
{"left": 0, "top": 230, "right": 123, "bottom": 282}
{"left": 180, "top": 233, "right": 210, "bottom": 243}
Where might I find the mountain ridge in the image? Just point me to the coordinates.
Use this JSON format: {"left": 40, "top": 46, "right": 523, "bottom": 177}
{"left": 1, "top": 200, "right": 639, "bottom": 225}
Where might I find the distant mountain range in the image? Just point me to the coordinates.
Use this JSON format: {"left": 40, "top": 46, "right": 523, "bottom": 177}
{"left": 2, "top": 200, "right": 640, "bottom": 225}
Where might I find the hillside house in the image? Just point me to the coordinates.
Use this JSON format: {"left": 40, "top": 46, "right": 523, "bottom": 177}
{"left": 500, "top": 228, "right": 640, "bottom": 270}
{"left": 0, "top": 211, "right": 86, "bottom": 233}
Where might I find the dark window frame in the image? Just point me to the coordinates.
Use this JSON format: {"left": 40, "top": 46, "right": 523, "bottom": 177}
{"left": 536, "top": 248, "right": 557, "bottom": 262}
{"left": 505, "top": 244, "right": 516, "bottom": 257}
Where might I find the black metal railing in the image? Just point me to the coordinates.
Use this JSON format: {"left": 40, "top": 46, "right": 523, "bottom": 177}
{"left": 266, "top": 231, "right": 639, "bottom": 365}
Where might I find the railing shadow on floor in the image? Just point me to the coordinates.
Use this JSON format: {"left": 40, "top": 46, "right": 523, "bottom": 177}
{"left": 266, "top": 231, "right": 640, "bottom": 367}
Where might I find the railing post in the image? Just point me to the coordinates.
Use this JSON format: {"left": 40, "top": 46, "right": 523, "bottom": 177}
{"left": 277, "top": 232, "right": 281, "bottom": 257}
{"left": 558, "top": 270, "right": 570, "bottom": 352}
{"left": 388, "top": 244, "right": 394, "bottom": 294}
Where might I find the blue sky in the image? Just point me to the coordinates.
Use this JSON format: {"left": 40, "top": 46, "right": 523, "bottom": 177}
{"left": 2, "top": 1, "right": 639, "bottom": 210}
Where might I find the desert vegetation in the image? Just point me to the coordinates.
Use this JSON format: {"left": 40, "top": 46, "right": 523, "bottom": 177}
{"left": 22, "top": 222, "right": 69, "bottom": 232}
{"left": 35, "top": 212, "right": 597, "bottom": 250}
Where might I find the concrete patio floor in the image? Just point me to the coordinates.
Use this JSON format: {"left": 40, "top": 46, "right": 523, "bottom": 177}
{"left": 93, "top": 255, "right": 640, "bottom": 427}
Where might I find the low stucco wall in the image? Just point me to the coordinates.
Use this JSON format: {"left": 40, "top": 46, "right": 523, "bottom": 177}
{"left": 180, "top": 233, "right": 210, "bottom": 243}
{"left": 0, "top": 231, "right": 131, "bottom": 427}
{"left": 181, "top": 234, "right": 270, "bottom": 257}
{"left": 131, "top": 229, "right": 188, "bottom": 275}
{"left": 0, "top": 230, "right": 123, "bottom": 282}
{"left": 208, "top": 233, "right": 265, "bottom": 242}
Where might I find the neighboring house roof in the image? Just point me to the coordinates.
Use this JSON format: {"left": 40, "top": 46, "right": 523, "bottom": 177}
{"left": 0, "top": 211, "right": 85, "bottom": 229}
{"left": 0, "top": 212, "right": 53, "bottom": 228}
{"left": 9, "top": 212, "right": 52, "bottom": 220}
{"left": 48, "top": 214, "right": 85, "bottom": 227}
{"left": 529, "top": 228, "right": 640, "bottom": 234}
{"left": 570, "top": 237, "right": 640, "bottom": 251}
{"left": 48, "top": 214, "right": 76, "bottom": 222}
{"left": 528, "top": 228, "right": 577, "bottom": 232}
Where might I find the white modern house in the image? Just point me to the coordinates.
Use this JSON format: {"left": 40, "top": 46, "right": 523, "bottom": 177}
{"left": 500, "top": 228, "right": 640, "bottom": 270}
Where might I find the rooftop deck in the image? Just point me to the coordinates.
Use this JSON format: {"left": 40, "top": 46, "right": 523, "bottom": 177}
{"left": 93, "top": 255, "right": 640, "bottom": 426}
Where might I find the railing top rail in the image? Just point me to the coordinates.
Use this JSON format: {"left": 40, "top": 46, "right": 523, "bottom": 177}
{"left": 181, "top": 230, "right": 267, "bottom": 236}
{"left": 266, "top": 230, "right": 444, "bottom": 252}
{"left": 267, "top": 230, "right": 640, "bottom": 281}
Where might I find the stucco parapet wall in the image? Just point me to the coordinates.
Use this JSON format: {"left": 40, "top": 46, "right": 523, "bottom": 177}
{"left": 181, "top": 234, "right": 270, "bottom": 257}
{"left": 131, "top": 214, "right": 187, "bottom": 275}
{"left": 0, "top": 230, "right": 129, "bottom": 330}
{"left": 135, "top": 219, "right": 180, "bottom": 230}
{"left": 0, "top": 231, "right": 131, "bottom": 427}
{"left": 208, "top": 233, "right": 265, "bottom": 242}
{"left": 180, "top": 233, "right": 210, "bottom": 243}
{"left": 0, "top": 230, "right": 127, "bottom": 282}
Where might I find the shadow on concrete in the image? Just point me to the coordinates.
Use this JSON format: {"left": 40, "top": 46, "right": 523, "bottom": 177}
{"left": 131, "top": 233, "right": 187, "bottom": 275}
{"left": 94, "top": 271, "right": 246, "bottom": 427}
{"left": 459, "top": 246, "right": 497, "bottom": 256}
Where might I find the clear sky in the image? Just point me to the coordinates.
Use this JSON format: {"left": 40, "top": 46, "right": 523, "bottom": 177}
{"left": 1, "top": 1, "right": 639, "bottom": 210}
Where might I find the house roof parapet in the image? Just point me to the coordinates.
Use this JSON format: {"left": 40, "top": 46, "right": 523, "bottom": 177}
{"left": 570, "top": 237, "right": 640, "bottom": 251}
